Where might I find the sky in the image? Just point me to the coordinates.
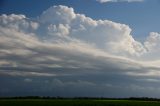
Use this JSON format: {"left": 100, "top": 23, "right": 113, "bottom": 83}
{"left": 0, "top": 0, "right": 160, "bottom": 97}
{"left": 1, "top": 0, "right": 160, "bottom": 40}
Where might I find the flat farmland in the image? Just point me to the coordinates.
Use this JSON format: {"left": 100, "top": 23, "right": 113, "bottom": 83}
{"left": 0, "top": 99, "right": 160, "bottom": 106}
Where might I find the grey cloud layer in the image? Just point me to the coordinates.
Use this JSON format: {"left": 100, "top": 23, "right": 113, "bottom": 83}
{"left": 0, "top": 5, "right": 160, "bottom": 97}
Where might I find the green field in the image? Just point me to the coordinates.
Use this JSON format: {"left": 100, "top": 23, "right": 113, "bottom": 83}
{"left": 1, "top": 99, "right": 160, "bottom": 106}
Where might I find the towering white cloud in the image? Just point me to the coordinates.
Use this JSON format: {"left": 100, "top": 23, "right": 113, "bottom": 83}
{"left": 38, "top": 5, "right": 147, "bottom": 56}
{"left": 39, "top": 5, "right": 76, "bottom": 24}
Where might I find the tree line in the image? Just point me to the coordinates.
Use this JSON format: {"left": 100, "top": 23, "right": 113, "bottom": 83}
{"left": 0, "top": 96, "right": 160, "bottom": 101}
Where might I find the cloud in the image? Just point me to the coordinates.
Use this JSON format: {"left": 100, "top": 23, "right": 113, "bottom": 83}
{"left": 145, "top": 32, "right": 160, "bottom": 52}
{"left": 0, "top": 71, "right": 57, "bottom": 77}
{"left": 96, "top": 0, "right": 144, "bottom": 3}
{"left": 39, "top": 5, "right": 76, "bottom": 24}
{"left": 39, "top": 5, "right": 146, "bottom": 56}
{"left": 47, "top": 24, "right": 70, "bottom": 36}
{"left": 0, "top": 5, "right": 160, "bottom": 97}
{"left": 24, "top": 78, "right": 32, "bottom": 82}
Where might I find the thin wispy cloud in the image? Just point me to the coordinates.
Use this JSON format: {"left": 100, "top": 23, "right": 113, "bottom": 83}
{"left": 96, "top": 0, "right": 144, "bottom": 3}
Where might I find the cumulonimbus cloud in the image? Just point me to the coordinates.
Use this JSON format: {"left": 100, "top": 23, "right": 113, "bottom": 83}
{"left": 0, "top": 5, "right": 160, "bottom": 97}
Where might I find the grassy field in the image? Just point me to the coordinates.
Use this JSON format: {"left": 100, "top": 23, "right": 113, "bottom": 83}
{"left": 0, "top": 99, "right": 160, "bottom": 106}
